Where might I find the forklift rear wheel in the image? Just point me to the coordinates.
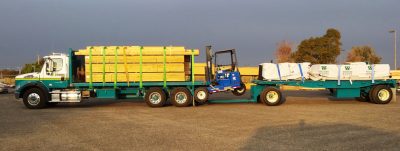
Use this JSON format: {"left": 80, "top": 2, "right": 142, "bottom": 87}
{"left": 171, "top": 87, "right": 192, "bottom": 107}
{"left": 194, "top": 87, "right": 209, "bottom": 103}
{"left": 260, "top": 87, "right": 283, "bottom": 106}
{"left": 232, "top": 83, "right": 246, "bottom": 96}
{"left": 369, "top": 85, "right": 392, "bottom": 104}
{"left": 145, "top": 87, "right": 167, "bottom": 107}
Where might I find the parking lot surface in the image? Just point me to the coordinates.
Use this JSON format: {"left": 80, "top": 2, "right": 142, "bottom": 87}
{"left": 1, "top": 90, "right": 400, "bottom": 150}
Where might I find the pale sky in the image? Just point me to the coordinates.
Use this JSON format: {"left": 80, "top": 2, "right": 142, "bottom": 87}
{"left": 0, "top": 0, "right": 399, "bottom": 69}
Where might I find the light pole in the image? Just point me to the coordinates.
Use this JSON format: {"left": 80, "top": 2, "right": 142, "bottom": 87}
{"left": 389, "top": 30, "right": 397, "bottom": 69}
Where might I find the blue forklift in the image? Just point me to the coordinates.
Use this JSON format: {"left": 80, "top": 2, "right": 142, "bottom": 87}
{"left": 203, "top": 46, "right": 246, "bottom": 97}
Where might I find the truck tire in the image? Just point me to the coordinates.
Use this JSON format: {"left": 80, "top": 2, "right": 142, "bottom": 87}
{"left": 369, "top": 85, "right": 392, "bottom": 104}
{"left": 145, "top": 87, "right": 167, "bottom": 107}
{"left": 232, "top": 83, "right": 246, "bottom": 96}
{"left": 171, "top": 87, "right": 192, "bottom": 107}
{"left": 194, "top": 87, "right": 209, "bottom": 103}
{"left": 22, "top": 88, "right": 47, "bottom": 109}
{"left": 260, "top": 87, "right": 283, "bottom": 106}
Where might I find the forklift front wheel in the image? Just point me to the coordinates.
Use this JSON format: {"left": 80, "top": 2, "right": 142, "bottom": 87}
{"left": 232, "top": 83, "right": 246, "bottom": 96}
{"left": 260, "top": 87, "right": 283, "bottom": 106}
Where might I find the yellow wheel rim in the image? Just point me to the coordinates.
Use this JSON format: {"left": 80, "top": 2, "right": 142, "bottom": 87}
{"left": 377, "top": 89, "right": 390, "bottom": 101}
{"left": 266, "top": 91, "right": 279, "bottom": 103}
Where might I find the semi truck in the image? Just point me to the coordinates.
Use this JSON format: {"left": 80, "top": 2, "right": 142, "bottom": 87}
{"left": 14, "top": 46, "right": 396, "bottom": 109}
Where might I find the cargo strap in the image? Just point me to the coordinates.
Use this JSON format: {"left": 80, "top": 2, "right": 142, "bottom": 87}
{"left": 114, "top": 47, "right": 118, "bottom": 89}
{"left": 191, "top": 49, "right": 195, "bottom": 85}
{"left": 371, "top": 64, "right": 375, "bottom": 84}
{"left": 191, "top": 49, "right": 195, "bottom": 107}
{"left": 139, "top": 46, "right": 143, "bottom": 89}
{"left": 337, "top": 64, "right": 341, "bottom": 85}
{"left": 298, "top": 63, "right": 304, "bottom": 83}
{"left": 276, "top": 64, "right": 282, "bottom": 81}
{"left": 123, "top": 47, "right": 130, "bottom": 87}
{"left": 102, "top": 47, "right": 106, "bottom": 86}
{"left": 89, "top": 47, "right": 93, "bottom": 89}
{"left": 163, "top": 46, "right": 167, "bottom": 88}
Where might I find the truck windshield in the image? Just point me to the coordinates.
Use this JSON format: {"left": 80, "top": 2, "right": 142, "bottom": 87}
{"left": 52, "top": 58, "right": 63, "bottom": 71}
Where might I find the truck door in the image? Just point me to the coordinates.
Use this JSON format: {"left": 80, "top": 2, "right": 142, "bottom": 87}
{"left": 40, "top": 57, "right": 69, "bottom": 88}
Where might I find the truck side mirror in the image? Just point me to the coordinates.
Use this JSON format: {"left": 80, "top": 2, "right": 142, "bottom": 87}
{"left": 46, "top": 62, "right": 51, "bottom": 72}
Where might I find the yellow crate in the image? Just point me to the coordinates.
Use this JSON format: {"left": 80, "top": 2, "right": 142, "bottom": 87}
{"left": 84, "top": 56, "right": 185, "bottom": 64}
{"left": 86, "top": 72, "right": 187, "bottom": 82}
{"left": 85, "top": 63, "right": 185, "bottom": 73}
{"left": 75, "top": 46, "right": 199, "bottom": 56}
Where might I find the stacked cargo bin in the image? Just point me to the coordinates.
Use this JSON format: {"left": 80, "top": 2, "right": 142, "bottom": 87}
{"left": 74, "top": 46, "right": 199, "bottom": 83}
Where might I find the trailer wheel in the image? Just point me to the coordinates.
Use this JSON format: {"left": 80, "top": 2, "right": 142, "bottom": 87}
{"left": 232, "top": 83, "right": 246, "bottom": 96}
{"left": 170, "top": 87, "right": 192, "bottom": 107}
{"left": 194, "top": 87, "right": 209, "bottom": 103}
{"left": 260, "top": 87, "right": 283, "bottom": 106}
{"left": 145, "top": 87, "right": 167, "bottom": 107}
{"left": 369, "top": 85, "right": 392, "bottom": 104}
{"left": 22, "top": 88, "right": 47, "bottom": 109}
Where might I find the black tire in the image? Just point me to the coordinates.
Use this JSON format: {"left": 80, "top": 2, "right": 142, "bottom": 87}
{"left": 170, "top": 87, "right": 192, "bottom": 107}
{"left": 369, "top": 85, "right": 393, "bottom": 104}
{"left": 260, "top": 87, "right": 283, "bottom": 106}
{"left": 144, "top": 87, "right": 167, "bottom": 107}
{"left": 194, "top": 87, "right": 209, "bottom": 103}
{"left": 232, "top": 83, "right": 246, "bottom": 96}
{"left": 355, "top": 92, "right": 370, "bottom": 102}
{"left": 22, "top": 88, "right": 47, "bottom": 109}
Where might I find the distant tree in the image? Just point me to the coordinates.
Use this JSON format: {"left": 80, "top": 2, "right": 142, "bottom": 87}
{"left": 0, "top": 69, "right": 19, "bottom": 77}
{"left": 346, "top": 45, "right": 381, "bottom": 64}
{"left": 291, "top": 28, "right": 342, "bottom": 64}
{"left": 21, "top": 58, "right": 45, "bottom": 74}
{"left": 275, "top": 40, "right": 293, "bottom": 63}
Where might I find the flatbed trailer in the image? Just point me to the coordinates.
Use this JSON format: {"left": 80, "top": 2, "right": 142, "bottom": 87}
{"left": 209, "top": 79, "right": 397, "bottom": 105}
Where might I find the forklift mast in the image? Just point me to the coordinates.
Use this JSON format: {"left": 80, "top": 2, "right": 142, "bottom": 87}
{"left": 205, "top": 46, "right": 213, "bottom": 84}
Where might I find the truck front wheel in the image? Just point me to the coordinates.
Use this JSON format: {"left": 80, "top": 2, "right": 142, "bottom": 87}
{"left": 171, "top": 87, "right": 192, "bottom": 107}
{"left": 260, "top": 87, "right": 283, "bottom": 106}
{"left": 22, "top": 88, "right": 47, "bottom": 109}
{"left": 369, "top": 85, "right": 393, "bottom": 104}
{"left": 145, "top": 87, "right": 167, "bottom": 107}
